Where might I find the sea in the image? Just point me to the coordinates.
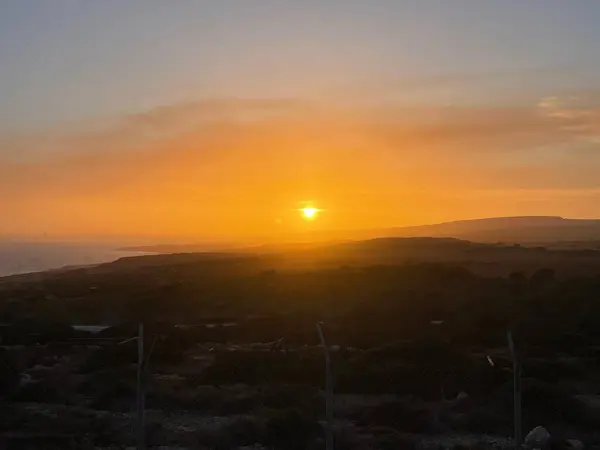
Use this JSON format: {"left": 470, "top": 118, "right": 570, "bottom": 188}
{"left": 0, "top": 241, "right": 143, "bottom": 277}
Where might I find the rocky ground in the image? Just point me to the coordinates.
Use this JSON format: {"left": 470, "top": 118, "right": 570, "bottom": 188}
{"left": 1, "top": 330, "right": 600, "bottom": 450}
{"left": 1, "top": 254, "right": 600, "bottom": 449}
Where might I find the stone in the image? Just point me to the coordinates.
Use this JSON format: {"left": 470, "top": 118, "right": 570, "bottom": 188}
{"left": 574, "top": 394, "right": 600, "bottom": 424}
{"left": 565, "top": 439, "right": 584, "bottom": 450}
{"left": 456, "top": 391, "right": 469, "bottom": 401}
{"left": 451, "top": 391, "right": 473, "bottom": 413}
{"left": 524, "top": 425, "right": 552, "bottom": 450}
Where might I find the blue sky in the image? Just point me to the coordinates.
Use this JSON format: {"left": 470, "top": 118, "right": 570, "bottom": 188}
{"left": 1, "top": 1, "right": 600, "bottom": 129}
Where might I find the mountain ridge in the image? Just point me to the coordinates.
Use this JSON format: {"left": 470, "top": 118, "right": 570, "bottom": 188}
{"left": 119, "top": 216, "right": 600, "bottom": 253}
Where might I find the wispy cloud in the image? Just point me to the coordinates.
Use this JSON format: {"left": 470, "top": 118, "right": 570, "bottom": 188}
{"left": 2, "top": 95, "right": 600, "bottom": 238}
{"left": 538, "top": 95, "right": 600, "bottom": 143}
{"left": 320, "top": 64, "right": 578, "bottom": 103}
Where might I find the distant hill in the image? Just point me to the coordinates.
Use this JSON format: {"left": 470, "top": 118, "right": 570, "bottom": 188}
{"left": 382, "top": 216, "right": 600, "bottom": 245}
{"left": 121, "top": 216, "right": 600, "bottom": 254}
{"left": 85, "top": 235, "right": 600, "bottom": 280}
{"left": 4, "top": 235, "right": 600, "bottom": 324}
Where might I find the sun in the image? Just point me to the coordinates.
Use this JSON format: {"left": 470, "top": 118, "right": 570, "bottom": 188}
{"left": 301, "top": 207, "right": 320, "bottom": 220}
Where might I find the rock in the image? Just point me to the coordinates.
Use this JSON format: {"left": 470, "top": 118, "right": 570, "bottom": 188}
{"left": 18, "top": 373, "right": 34, "bottom": 386}
{"left": 448, "top": 391, "right": 474, "bottom": 413}
{"left": 551, "top": 438, "right": 585, "bottom": 450}
{"left": 565, "top": 439, "right": 584, "bottom": 450}
{"left": 456, "top": 391, "right": 469, "bottom": 401}
{"left": 574, "top": 395, "right": 600, "bottom": 424}
{"left": 524, "top": 425, "right": 552, "bottom": 450}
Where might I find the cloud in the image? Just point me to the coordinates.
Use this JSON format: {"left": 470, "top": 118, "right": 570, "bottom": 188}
{"left": 537, "top": 96, "right": 600, "bottom": 143}
{"left": 0, "top": 95, "right": 575, "bottom": 166}
{"left": 2, "top": 96, "right": 600, "bottom": 238}
{"left": 321, "top": 65, "right": 575, "bottom": 103}
{"left": 0, "top": 100, "right": 587, "bottom": 189}
{"left": 0, "top": 98, "right": 309, "bottom": 162}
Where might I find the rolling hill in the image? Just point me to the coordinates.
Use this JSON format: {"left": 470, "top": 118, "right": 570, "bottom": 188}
{"left": 121, "top": 216, "right": 600, "bottom": 254}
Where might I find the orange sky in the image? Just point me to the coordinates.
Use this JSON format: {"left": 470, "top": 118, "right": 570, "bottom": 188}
{"left": 2, "top": 98, "right": 600, "bottom": 243}
{"left": 4, "top": 3, "right": 600, "bottom": 244}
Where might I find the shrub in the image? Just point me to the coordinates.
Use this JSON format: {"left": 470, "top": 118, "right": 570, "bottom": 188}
{"left": 79, "top": 345, "right": 135, "bottom": 373}
{"left": 0, "top": 349, "right": 20, "bottom": 396}
{"left": 10, "top": 380, "right": 66, "bottom": 403}
{"left": 263, "top": 408, "right": 321, "bottom": 450}
{"left": 491, "top": 378, "right": 587, "bottom": 429}
{"left": 355, "top": 397, "right": 438, "bottom": 433}
{"left": 200, "top": 351, "right": 322, "bottom": 386}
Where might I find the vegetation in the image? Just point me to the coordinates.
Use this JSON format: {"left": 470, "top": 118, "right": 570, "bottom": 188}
{"left": 1, "top": 239, "right": 600, "bottom": 447}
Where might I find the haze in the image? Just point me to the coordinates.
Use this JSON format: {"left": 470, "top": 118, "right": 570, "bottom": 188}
{"left": 2, "top": 1, "right": 600, "bottom": 243}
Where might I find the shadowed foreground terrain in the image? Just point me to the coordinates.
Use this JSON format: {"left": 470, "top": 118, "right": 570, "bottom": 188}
{"left": 1, "top": 237, "right": 600, "bottom": 448}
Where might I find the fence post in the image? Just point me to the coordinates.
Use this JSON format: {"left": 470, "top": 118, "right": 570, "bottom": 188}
{"left": 136, "top": 323, "right": 145, "bottom": 450}
{"left": 316, "top": 322, "right": 334, "bottom": 450}
{"left": 507, "top": 329, "right": 522, "bottom": 450}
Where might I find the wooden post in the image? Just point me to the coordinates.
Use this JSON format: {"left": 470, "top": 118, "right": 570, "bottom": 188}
{"left": 507, "top": 329, "right": 522, "bottom": 450}
{"left": 136, "top": 323, "right": 145, "bottom": 450}
{"left": 316, "top": 322, "right": 333, "bottom": 450}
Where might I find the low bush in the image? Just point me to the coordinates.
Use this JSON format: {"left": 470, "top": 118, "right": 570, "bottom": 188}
{"left": 0, "top": 349, "right": 20, "bottom": 396}
{"left": 10, "top": 379, "right": 67, "bottom": 403}
{"left": 200, "top": 351, "right": 323, "bottom": 386}
{"left": 263, "top": 408, "right": 322, "bottom": 450}
{"left": 354, "top": 397, "right": 438, "bottom": 433}
{"left": 491, "top": 378, "right": 589, "bottom": 429}
{"left": 79, "top": 345, "right": 135, "bottom": 373}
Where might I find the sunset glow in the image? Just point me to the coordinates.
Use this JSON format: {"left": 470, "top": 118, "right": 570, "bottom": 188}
{"left": 1, "top": 3, "right": 600, "bottom": 243}
{"left": 2, "top": 4, "right": 600, "bottom": 442}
